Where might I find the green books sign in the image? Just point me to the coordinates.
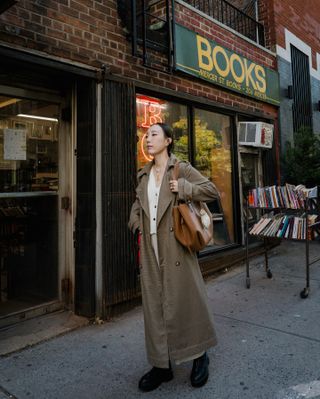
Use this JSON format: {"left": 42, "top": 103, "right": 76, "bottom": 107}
{"left": 175, "top": 24, "right": 280, "bottom": 106}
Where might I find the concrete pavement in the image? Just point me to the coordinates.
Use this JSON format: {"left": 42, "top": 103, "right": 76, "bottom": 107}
{"left": 0, "top": 241, "right": 320, "bottom": 399}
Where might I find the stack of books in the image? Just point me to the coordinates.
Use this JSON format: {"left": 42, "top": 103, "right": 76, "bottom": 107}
{"left": 248, "top": 184, "right": 318, "bottom": 209}
{"left": 249, "top": 213, "right": 320, "bottom": 240}
{"left": 0, "top": 205, "right": 27, "bottom": 217}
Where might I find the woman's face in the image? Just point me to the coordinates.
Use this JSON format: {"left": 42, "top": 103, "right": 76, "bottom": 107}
{"left": 146, "top": 124, "right": 171, "bottom": 157}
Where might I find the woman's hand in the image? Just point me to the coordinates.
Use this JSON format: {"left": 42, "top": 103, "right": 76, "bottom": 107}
{"left": 169, "top": 180, "right": 178, "bottom": 193}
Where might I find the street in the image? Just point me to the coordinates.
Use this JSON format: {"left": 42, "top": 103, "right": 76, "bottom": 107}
{"left": 1, "top": 241, "right": 320, "bottom": 399}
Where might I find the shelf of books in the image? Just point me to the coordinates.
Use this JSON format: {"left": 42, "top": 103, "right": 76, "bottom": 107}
{"left": 245, "top": 184, "right": 320, "bottom": 298}
{"left": 0, "top": 195, "right": 58, "bottom": 304}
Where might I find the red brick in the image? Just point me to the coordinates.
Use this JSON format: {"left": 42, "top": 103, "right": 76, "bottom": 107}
{"left": 59, "top": 4, "right": 80, "bottom": 19}
{"left": 25, "top": 21, "right": 46, "bottom": 34}
{"left": 36, "top": 33, "right": 57, "bottom": 46}
{"left": 0, "top": 30, "right": 27, "bottom": 45}
{"left": 31, "top": 13, "right": 41, "bottom": 23}
{"left": 69, "top": 35, "right": 88, "bottom": 47}
{"left": 47, "top": 28, "right": 67, "bottom": 41}
{"left": 52, "top": 20, "right": 63, "bottom": 31}
{"left": 42, "top": 17, "right": 53, "bottom": 28}
{"left": 70, "top": 1, "right": 89, "bottom": 14}
{"left": 79, "top": 12, "right": 98, "bottom": 26}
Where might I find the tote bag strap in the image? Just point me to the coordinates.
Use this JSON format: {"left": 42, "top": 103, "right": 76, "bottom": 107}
{"left": 171, "top": 161, "right": 190, "bottom": 204}
{"left": 172, "top": 161, "right": 180, "bottom": 206}
{"left": 172, "top": 161, "right": 180, "bottom": 181}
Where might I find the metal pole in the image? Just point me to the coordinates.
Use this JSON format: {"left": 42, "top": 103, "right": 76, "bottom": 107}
{"left": 131, "top": 0, "right": 137, "bottom": 56}
{"left": 245, "top": 197, "right": 250, "bottom": 288}
{"left": 255, "top": 0, "right": 259, "bottom": 44}
{"left": 264, "top": 237, "right": 268, "bottom": 272}
{"left": 141, "top": 0, "right": 147, "bottom": 65}
{"left": 306, "top": 198, "right": 310, "bottom": 290}
{"left": 167, "top": 0, "right": 172, "bottom": 72}
{"left": 171, "top": 0, "right": 176, "bottom": 71}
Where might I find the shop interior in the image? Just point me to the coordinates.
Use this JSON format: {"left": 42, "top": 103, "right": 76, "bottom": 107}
{"left": 0, "top": 95, "right": 59, "bottom": 318}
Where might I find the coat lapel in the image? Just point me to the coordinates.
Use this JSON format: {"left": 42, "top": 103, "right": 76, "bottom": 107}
{"left": 136, "top": 162, "right": 153, "bottom": 220}
{"left": 156, "top": 155, "right": 177, "bottom": 228}
{"left": 137, "top": 155, "right": 178, "bottom": 226}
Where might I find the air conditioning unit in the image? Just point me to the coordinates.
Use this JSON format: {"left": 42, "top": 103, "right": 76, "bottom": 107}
{"left": 238, "top": 122, "right": 274, "bottom": 149}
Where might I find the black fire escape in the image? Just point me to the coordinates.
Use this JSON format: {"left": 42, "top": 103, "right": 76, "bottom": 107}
{"left": 184, "top": 0, "right": 265, "bottom": 45}
{"left": 117, "top": 0, "right": 175, "bottom": 72}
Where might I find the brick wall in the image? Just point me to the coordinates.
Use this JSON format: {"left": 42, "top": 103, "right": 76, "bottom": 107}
{"left": 258, "top": 0, "right": 276, "bottom": 51}
{"left": 0, "top": 0, "right": 277, "bottom": 118}
{"left": 273, "top": 0, "right": 320, "bottom": 69}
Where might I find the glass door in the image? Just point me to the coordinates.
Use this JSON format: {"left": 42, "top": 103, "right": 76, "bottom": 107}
{"left": 240, "top": 149, "right": 262, "bottom": 234}
{"left": 0, "top": 95, "right": 62, "bottom": 320}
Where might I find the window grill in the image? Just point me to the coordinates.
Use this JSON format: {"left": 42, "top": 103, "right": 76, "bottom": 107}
{"left": 291, "top": 45, "right": 313, "bottom": 132}
{"left": 182, "top": 0, "right": 265, "bottom": 45}
{"left": 118, "top": 0, "right": 174, "bottom": 71}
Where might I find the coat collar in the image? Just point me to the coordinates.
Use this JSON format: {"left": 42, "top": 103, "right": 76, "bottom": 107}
{"left": 136, "top": 154, "right": 178, "bottom": 224}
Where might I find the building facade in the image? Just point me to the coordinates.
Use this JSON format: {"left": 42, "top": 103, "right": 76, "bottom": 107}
{"left": 262, "top": 0, "right": 320, "bottom": 148}
{"left": 0, "top": 0, "right": 281, "bottom": 325}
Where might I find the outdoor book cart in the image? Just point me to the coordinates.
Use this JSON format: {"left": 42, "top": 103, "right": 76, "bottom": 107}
{"left": 245, "top": 186, "right": 320, "bottom": 298}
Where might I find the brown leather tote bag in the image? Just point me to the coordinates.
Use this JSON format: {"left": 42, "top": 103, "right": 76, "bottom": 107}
{"left": 172, "top": 162, "right": 213, "bottom": 252}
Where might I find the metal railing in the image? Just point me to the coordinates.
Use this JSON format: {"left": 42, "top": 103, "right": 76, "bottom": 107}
{"left": 130, "top": 0, "right": 174, "bottom": 71}
{"left": 182, "top": 0, "right": 265, "bottom": 46}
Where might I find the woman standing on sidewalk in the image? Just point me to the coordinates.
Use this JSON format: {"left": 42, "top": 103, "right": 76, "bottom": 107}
{"left": 128, "top": 123, "right": 219, "bottom": 392}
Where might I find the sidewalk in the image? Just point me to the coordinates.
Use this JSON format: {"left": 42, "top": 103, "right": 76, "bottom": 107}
{"left": 1, "top": 241, "right": 320, "bottom": 399}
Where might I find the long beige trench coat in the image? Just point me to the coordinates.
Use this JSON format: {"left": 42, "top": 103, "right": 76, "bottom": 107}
{"left": 128, "top": 154, "right": 219, "bottom": 368}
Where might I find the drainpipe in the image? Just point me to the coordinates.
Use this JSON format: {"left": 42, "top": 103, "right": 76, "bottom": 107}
{"left": 95, "top": 80, "right": 103, "bottom": 320}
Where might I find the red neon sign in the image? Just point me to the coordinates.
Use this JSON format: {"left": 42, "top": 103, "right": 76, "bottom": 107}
{"left": 137, "top": 97, "right": 164, "bottom": 128}
{"left": 141, "top": 133, "right": 153, "bottom": 162}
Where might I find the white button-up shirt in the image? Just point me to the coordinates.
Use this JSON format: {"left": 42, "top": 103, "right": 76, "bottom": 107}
{"left": 148, "top": 168, "right": 161, "bottom": 235}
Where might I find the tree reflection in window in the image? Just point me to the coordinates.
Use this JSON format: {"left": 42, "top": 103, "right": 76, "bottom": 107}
{"left": 194, "top": 109, "right": 234, "bottom": 245}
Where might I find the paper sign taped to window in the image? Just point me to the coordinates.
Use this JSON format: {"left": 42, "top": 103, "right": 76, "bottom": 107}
{"left": 4, "top": 129, "right": 27, "bottom": 160}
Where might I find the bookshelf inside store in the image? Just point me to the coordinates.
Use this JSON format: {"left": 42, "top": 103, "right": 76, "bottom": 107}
{"left": 245, "top": 184, "right": 320, "bottom": 298}
{"left": 0, "top": 194, "right": 58, "bottom": 314}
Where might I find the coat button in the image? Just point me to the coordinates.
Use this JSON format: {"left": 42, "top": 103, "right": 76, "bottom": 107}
{"left": 170, "top": 227, "right": 173, "bottom": 232}
{"left": 175, "top": 261, "right": 180, "bottom": 266}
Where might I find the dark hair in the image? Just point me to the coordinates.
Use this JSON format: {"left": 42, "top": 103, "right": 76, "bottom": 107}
{"left": 151, "top": 122, "right": 174, "bottom": 155}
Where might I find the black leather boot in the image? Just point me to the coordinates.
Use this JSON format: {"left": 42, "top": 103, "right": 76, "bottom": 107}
{"left": 190, "top": 352, "right": 210, "bottom": 388}
{"left": 138, "top": 364, "right": 173, "bottom": 392}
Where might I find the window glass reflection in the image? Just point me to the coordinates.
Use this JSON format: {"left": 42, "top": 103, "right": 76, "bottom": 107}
{"left": 0, "top": 96, "right": 59, "bottom": 192}
{"left": 136, "top": 94, "right": 189, "bottom": 169}
{"left": 194, "top": 109, "right": 234, "bottom": 247}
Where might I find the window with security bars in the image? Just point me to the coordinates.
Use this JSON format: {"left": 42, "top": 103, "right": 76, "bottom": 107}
{"left": 290, "top": 45, "right": 313, "bottom": 132}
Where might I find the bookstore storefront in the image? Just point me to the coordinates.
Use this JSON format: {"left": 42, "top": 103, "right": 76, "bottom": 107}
{"left": 101, "top": 26, "right": 280, "bottom": 316}
{"left": 101, "top": 75, "right": 279, "bottom": 318}
{"left": 133, "top": 27, "right": 280, "bottom": 253}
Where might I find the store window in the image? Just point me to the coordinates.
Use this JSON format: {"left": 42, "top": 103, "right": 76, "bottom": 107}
{"left": 0, "top": 97, "right": 59, "bottom": 192}
{"left": 136, "top": 94, "right": 189, "bottom": 169}
{"left": 135, "top": 94, "right": 236, "bottom": 250}
{"left": 194, "top": 109, "right": 234, "bottom": 247}
{"left": 0, "top": 95, "right": 59, "bottom": 316}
